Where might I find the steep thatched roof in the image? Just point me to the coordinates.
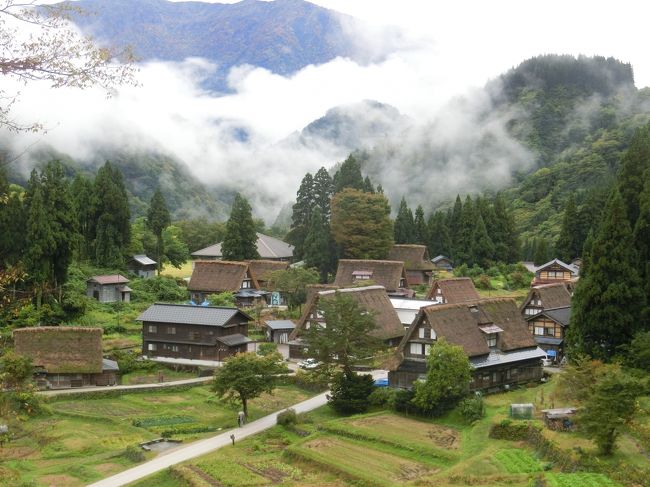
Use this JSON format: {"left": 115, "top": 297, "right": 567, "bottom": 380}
{"left": 398, "top": 298, "right": 537, "bottom": 358}
{"left": 292, "top": 285, "right": 405, "bottom": 341}
{"left": 188, "top": 261, "right": 256, "bottom": 293}
{"left": 246, "top": 260, "right": 288, "bottom": 285}
{"left": 426, "top": 277, "right": 480, "bottom": 303}
{"left": 13, "top": 327, "right": 103, "bottom": 374}
{"left": 388, "top": 245, "right": 435, "bottom": 271}
{"left": 521, "top": 282, "right": 572, "bottom": 311}
{"left": 305, "top": 284, "right": 339, "bottom": 303}
{"left": 334, "top": 260, "right": 407, "bottom": 292}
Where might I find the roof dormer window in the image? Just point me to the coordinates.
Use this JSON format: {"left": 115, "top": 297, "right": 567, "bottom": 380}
{"left": 478, "top": 324, "right": 503, "bottom": 348}
{"left": 352, "top": 270, "right": 373, "bottom": 281}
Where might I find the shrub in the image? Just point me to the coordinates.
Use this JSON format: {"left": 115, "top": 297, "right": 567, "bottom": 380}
{"left": 286, "top": 369, "right": 329, "bottom": 392}
{"left": 130, "top": 276, "right": 187, "bottom": 302}
{"left": 207, "top": 292, "right": 235, "bottom": 307}
{"left": 368, "top": 386, "right": 397, "bottom": 407}
{"left": 123, "top": 445, "right": 145, "bottom": 462}
{"left": 475, "top": 274, "right": 492, "bottom": 290}
{"left": 458, "top": 395, "right": 485, "bottom": 423}
{"left": 257, "top": 342, "right": 278, "bottom": 356}
{"left": 277, "top": 408, "right": 297, "bottom": 427}
{"left": 329, "top": 371, "right": 374, "bottom": 414}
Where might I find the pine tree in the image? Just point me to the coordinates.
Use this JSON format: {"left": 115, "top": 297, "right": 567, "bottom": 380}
{"left": 333, "top": 154, "right": 364, "bottom": 193}
{"left": 618, "top": 123, "right": 650, "bottom": 225}
{"left": 633, "top": 171, "right": 650, "bottom": 325}
{"left": 303, "top": 207, "right": 331, "bottom": 283}
{"left": 394, "top": 197, "right": 415, "bottom": 244}
{"left": 92, "top": 162, "right": 131, "bottom": 267}
{"left": 567, "top": 189, "right": 646, "bottom": 360}
{"left": 222, "top": 193, "right": 260, "bottom": 261}
{"left": 70, "top": 173, "right": 96, "bottom": 261}
{"left": 0, "top": 169, "right": 25, "bottom": 266}
{"left": 533, "top": 238, "right": 549, "bottom": 266}
{"left": 427, "top": 211, "right": 452, "bottom": 257}
{"left": 492, "top": 193, "right": 519, "bottom": 263}
{"left": 449, "top": 195, "right": 463, "bottom": 257}
{"left": 147, "top": 188, "right": 171, "bottom": 274}
{"left": 313, "top": 167, "right": 334, "bottom": 219}
{"left": 286, "top": 173, "right": 314, "bottom": 261}
{"left": 455, "top": 196, "right": 474, "bottom": 264}
{"left": 413, "top": 205, "right": 427, "bottom": 245}
{"left": 363, "top": 176, "right": 375, "bottom": 193}
{"left": 470, "top": 215, "right": 495, "bottom": 268}
{"left": 556, "top": 195, "right": 580, "bottom": 262}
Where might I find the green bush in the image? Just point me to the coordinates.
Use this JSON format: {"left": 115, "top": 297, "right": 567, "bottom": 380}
{"left": 368, "top": 386, "right": 396, "bottom": 407}
{"left": 329, "top": 371, "right": 374, "bottom": 414}
{"left": 257, "top": 342, "right": 277, "bottom": 356}
{"left": 277, "top": 408, "right": 297, "bottom": 427}
{"left": 286, "top": 369, "right": 329, "bottom": 392}
{"left": 123, "top": 445, "right": 145, "bottom": 462}
{"left": 109, "top": 349, "right": 157, "bottom": 374}
{"left": 132, "top": 416, "right": 195, "bottom": 428}
{"left": 475, "top": 274, "right": 493, "bottom": 290}
{"left": 458, "top": 395, "right": 485, "bottom": 423}
{"left": 130, "top": 276, "right": 187, "bottom": 302}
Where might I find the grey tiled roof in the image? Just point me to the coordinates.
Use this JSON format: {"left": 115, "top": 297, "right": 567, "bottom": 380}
{"left": 192, "top": 233, "right": 294, "bottom": 259}
{"left": 137, "top": 303, "right": 249, "bottom": 327}
{"left": 535, "top": 337, "right": 564, "bottom": 346}
{"left": 469, "top": 347, "right": 546, "bottom": 369}
{"left": 265, "top": 320, "right": 296, "bottom": 331}
{"left": 545, "top": 307, "right": 572, "bottom": 326}
{"left": 102, "top": 358, "right": 120, "bottom": 371}
{"left": 216, "top": 334, "right": 251, "bottom": 346}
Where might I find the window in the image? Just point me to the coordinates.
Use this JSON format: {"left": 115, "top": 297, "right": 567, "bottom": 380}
{"left": 545, "top": 326, "right": 555, "bottom": 336}
{"left": 437, "top": 288, "right": 442, "bottom": 294}
{"left": 410, "top": 343, "right": 423, "bottom": 355}
{"left": 171, "top": 345, "right": 179, "bottom": 352}
{"left": 190, "top": 332, "right": 200, "bottom": 340}
{"left": 418, "top": 327, "right": 426, "bottom": 339}
{"left": 242, "top": 279, "right": 251, "bottom": 289}
{"left": 492, "top": 372, "right": 497, "bottom": 383}
{"left": 147, "top": 343, "right": 157, "bottom": 351}
{"left": 534, "top": 326, "right": 545, "bottom": 336}
{"left": 512, "top": 368, "right": 518, "bottom": 375}
{"left": 147, "top": 325, "right": 157, "bottom": 333}
{"left": 167, "top": 326, "right": 176, "bottom": 335}
{"left": 486, "top": 333, "right": 497, "bottom": 347}
{"left": 399, "top": 278, "right": 406, "bottom": 288}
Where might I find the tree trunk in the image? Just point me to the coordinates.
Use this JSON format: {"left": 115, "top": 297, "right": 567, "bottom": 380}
{"left": 242, "top": 396, "right": 248, "bottom": 419}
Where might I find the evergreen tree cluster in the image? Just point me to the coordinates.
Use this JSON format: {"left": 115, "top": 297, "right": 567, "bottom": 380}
{"left": 394, "top": 193, "right": 519, "bottom": 267}
{"left": 568, "top": 123, "right": 650, "bottom": 360}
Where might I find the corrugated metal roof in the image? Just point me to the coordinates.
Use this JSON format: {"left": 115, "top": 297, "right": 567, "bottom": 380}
{"left": 265, "top": 320, "right": 296, "bottom": 330}
{"left": 102, "top": 358, "right": 120, "bottom": 371}
{"left": 216, "top": 334, "right": 251, "bottom": 346}
{"left": 88, "top": 275, "right": 129, "bottom": 285}
{"left": 137, "top": 303, "right": 249, "bottom": 327}
{"left": 535, "top": 337, "right": 564, "bottom": 345}
{"left": 132, "top": 255, "right": 157, "bottom": 265}
{"left": 470, "top": 347, "right": 547, "bottom": 369}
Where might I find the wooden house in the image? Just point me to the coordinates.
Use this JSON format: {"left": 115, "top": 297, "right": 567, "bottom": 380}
{"left": 521, "top": 282, "right": 573, "bottom": 317}
{"left": 86, "top": 275, "right": 131, "bottom": 303}
{"left": 128, "top": 255, "right": 157, "bottom": 279}
{"left": 263, "top": 320, "right": 296, "bottom": 344}
{"left": 289, "top": 286, "right": 406, "bottom": 358}
{"left": 389, "top": 298, "right": 545, "bottom": 392}
{"left": 333, "top": 259, "right": 412, "bottom": 297}
{"left": 191, "top": 233, "right": 294, "bottom": 263}
{"left": 525, "top": 306, "right": 571, "bottom": 362}
{"left": 388, "top": 245, "right": 436, "bottom": 286}
{"left": 426, "top": 277, "right": 481, "bottom": 304}
{"left": 432, "top": 255, "right": 453, "bottom": 271}
{"left": 13, "top": 327, "right": 119, "bottom": 389}
{"left": 532, "top": 259, "right": 579, "bottom": 286}
{"left": 138, "top": 303, "right": 251, "bottom": 362}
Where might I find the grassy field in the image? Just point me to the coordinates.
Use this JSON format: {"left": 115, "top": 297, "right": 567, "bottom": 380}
{"left": 0, "top": 384, "right": 314, "bottom": 487}
{"left": 161, "top": 261, "right": 193, "bottom": 280}
{"left": 132, "top": 376, "right": 646, "bottom": 487}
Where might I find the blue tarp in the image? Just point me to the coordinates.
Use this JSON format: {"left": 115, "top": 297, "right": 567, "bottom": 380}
{"left": 374, "top": 378, "right": 389, "bottom": 387}
{"left": 546, "top": 350, "right": 557, "bottom": 357}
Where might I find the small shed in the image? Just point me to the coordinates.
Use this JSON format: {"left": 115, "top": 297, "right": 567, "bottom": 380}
{"left": 541, "top": 407, "right": 577, "bottom": 431}
{"left": 432, "top": 255, "right": 453, "bottom": 271}
{"left": 87, "top": 275, "right": 131, "bottom": 303}
{"left": 128, "top": 255, "right": 157, "bottom": 279}
{"left": 510, "top": 403, "right": 534, "bottom": 419}
{"left": 264, "top": 320, "right": 296, "bottom": 344}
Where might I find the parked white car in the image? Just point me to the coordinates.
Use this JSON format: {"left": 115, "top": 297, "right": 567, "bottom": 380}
{"left": 297, "top": 358, "right": 321, "bottom": 370}
{"left": 541, "top": 356, "right": 553, "bottom": 367}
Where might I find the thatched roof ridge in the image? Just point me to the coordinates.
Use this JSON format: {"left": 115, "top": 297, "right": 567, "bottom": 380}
{"left": 292, "top": 285, "right": 404, "bottom": 341}
{"left": 188, "top": 260, "right": 257, "bottom": 293}
{"left": 13, "top": 327, "right": 103, "bottom": 374}
{"left": 426, "top": 277, "right": 480, "bottom": 303}
{"left": 521, "top": 282, "right": 572, "bottom": 311}
{"left": 246, "top": 260, "right": 288, "bottom": 285}
{"left": 388, "top": 245, "right": 435, "bottom": 271}
{"left": 398, "top": 297, "right": 537, "bottom": 359}
{"left": 334, "top": 259, "right": 407, "bottom": 292}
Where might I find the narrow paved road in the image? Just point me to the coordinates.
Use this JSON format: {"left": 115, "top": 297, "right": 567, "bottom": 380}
{"left": 86, "top": 392, "right": 330, "bottom": 487}
{"left": 38, "top": 376, "right": 213, "bottom": 397}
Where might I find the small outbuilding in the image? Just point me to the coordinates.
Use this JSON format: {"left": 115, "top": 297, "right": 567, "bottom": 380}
{"left": 87, "top": 275, "right": 131, "bottom": 303}
{"left": 432, "top": 255, "right": 453, "bottom": 271}
{"left": 128, "top": 255, "right": 157, "bottom": 279}
{"left": 541, "top": 407, "right": 577, "bottom": 431}
{"left": 264, "top": 320, "right": 296, "bottom": 344}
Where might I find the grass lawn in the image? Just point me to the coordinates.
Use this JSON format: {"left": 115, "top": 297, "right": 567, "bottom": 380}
{"left": 0, "top": 384, "right": 314, "bottom": 487}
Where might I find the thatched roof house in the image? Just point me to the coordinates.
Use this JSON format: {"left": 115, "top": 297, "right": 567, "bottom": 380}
{"left": 388, "top": 245, "right": 436, "bottom": 286}
{"left": 426, "top": 277, "right": 481, "bottom": 304}
{"left": 246, "top": 260, "right": 288, "bottom": 287}
{"left": 521, "top": 282, "right": 573, "bottom": 317}
{"left": 13, "top": 327, "right": 118, "bottom": 388}
{"left": 390, "top": 298, "right": 545, "bottom": 391}
{"left": 333, "top": 259, "right": 410, "bottom": 296}
{"left": 291, "top": 285, "right": 405, "bottom": 346}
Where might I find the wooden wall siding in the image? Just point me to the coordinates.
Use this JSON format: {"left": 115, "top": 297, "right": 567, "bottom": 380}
{"left": 40, "top": 372, "right": 118, "bottom": 389}
{"left": 528, "top": 319, "right": 562, "bottom": 338}
{"left": 406, "top": 270, "right": 428, "bottom": 286}
{"left": 143, "top": 341, "right": 246, "bottom": 361}
{"left": 538, "top": 270, "right": 571, "bottom": 281}
{"left": 143, "top": 321, "right": 248, "bottom": 342}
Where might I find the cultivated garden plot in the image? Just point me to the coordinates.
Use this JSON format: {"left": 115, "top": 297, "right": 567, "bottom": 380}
{"left": 545, "top": 473, "right": 623, "bottom": 487}
{"left": 493, "top": 449, "right": 543, "bottom": 473}
{"left": 0, "top": 385, "right": 313, "bottom": 487}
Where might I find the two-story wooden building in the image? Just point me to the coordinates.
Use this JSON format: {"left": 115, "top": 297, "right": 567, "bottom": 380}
{"left": 532, "top": 259, "right": 579, "bottom": 286}
{"left": 525, "top": 306, "right": 571, "bottom": 363}
{"left": 426, "top": 277, "right": 481, "bottom": 304}
{"left": 388, "top": 245, "right": 436, "bottom": 286}
{"left": 138, "top": 303, "right": 251, "bottom": 362}
{"left": 333, "top": 259, "right": 412, "bottom": 297}
{"left": 389, "top": 298, "right": 545, "bottom": 392}
{"left": 13, "top": 327, "right": 119, "bottom": 389}
{"left": 520, "top": 282, "right": 573, "bottom": 317}
{"left": 289, "top": 286, "right": 406, "bottom": 358}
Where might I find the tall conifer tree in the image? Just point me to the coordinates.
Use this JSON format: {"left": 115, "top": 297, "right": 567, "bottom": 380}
{"left": 556, "top": 194, "right": 580, "bottom": 262}
{"left": 492, "top": 193, "right": 519, "bottom": 263}
{"left": 427, "top": 212, "right": 452, "bottom": 258}
{"left": 455, "top": 196, "right": 474, "bottom": 264}
{"left": 394, "top": 197, "right": 415, "bottom": 244}
{"left": 222, "top": 193, "right": 260, "bottom": 261}
{"left": 313, "top": 167, "right": 334, "bottom": 219}
{"left": 286, "top": 173, "right": 314, "bottom": 261}
{"left": 470, "top": 215, "right": 495, "bottom": 268}
{"left": 567, "top": 189, "right": 646, "bottom": 360}
{"left": 618, "top": 123, "right": 650, "bottom": 225}
{"left": 71, "top": 174, "right": 96, "bottom": 261}
{"left": 333, "top": 154, "right": 364, "bottom": 193}
{"left": 414, "top": 205, "right": 427, "bottom": 245}
{"left": 147, "top": 188, "right": 171, "bottom": 274}
{"left": 303, "top": 207, "right": 331, "bottom": 283}
{"left": 449, "top": 195, "right": 463, "bottom": 257}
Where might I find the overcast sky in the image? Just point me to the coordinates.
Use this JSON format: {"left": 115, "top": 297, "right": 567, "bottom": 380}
{"left": 8, "top": 0, "right": 649, "bottom": 218}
